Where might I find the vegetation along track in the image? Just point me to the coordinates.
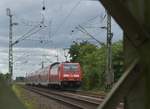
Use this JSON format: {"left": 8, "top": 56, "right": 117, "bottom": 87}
{"left": 24, "top": 86, "right": 102, "bottom": 109}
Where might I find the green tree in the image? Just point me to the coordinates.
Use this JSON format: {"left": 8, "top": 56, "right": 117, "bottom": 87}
{"left": 69, "top": 40, "right": 123, "bottom": 90}
{"left": 0, "top": 73, "right": 11, "bottom": 81}
{"left": 69, "top": 42, "right": 80, "bottom": 62}
{"left": 112, "top": 41, "right": 124, "bottom": 82}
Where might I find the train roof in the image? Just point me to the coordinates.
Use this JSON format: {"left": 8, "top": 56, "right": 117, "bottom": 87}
{"left": 50, "top": 62, "right": 60, "bottom": 66}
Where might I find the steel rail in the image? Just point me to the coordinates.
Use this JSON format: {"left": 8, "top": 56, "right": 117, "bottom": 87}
{"left": 24, "top": 86, "right": 101, "bottom": 109}
{"left": 61, "top": 89, "right": 106, "bottom": 99}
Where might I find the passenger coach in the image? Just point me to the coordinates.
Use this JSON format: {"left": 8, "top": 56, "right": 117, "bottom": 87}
{"left": 26, "top": 62, "right": 82, "bottom": 88}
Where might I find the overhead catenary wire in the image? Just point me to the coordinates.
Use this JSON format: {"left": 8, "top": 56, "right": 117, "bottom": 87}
{"left": 52, "top": 0, "right": 81, "bottom": 36}
{"left": 13, "top": 0, "right": 53, "bottom": 75}
{"left": 12, "top": 25, "right": 39, "bottom": 46}
{"left": 23, "top": 38, "right": 52, "bottom": 43}
{"left": 12, "top": 24, "right": 46, "bottom": 46}
{"left": 76, "top": 25, "right": 105, "bottom": 45}
{"left": 12, "top": 0, "right": 48, "bottom": 46}
{"left": 21, "top": 27, "right": 44, "bottom": 41}
{"left": 48, "top": 20, "right": 52, "bottom": 40}
{"left": 81, "top": 14, "right": 100, "bottom": 26}
{"left": 14, "top": 54, "right": 30, "bottom": 63}
{"left": 17, "top": 24, "right": 40, "bottom": 39}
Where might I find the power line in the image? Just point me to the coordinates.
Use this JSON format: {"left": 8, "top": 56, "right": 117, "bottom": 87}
{"left": 20, "top": 27, "right": 44, "bottom": 42}
{"left": 52, "top": 0, "right": 81, "bottom": 36}
{"left": 24, "top": 38, "right": 52, "bottom": 43}
{"left": 15, "top": 24, "right": 39, "bottom": 40}
{"left": 77, "top": 25, "right": 105, "bottom": 45}
{"left": 14, "top": 54, "right": 29, "bottom": 63}
{"left": 81, "top": 15, "right": 100, "bottom": 26}
{"left": 13, "top": 12, "right": 42, "bottom": 27}
{"left": 12, "top": 25, "right": 45, "bottom": 46}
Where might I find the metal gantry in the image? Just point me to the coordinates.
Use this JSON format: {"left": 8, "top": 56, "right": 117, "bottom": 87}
{"left": 7, "top": 8, "right": 18, "bottom": 80}
{"left": 6, "top": 8, "right": 45, "bottom": 80}
{"left": 75, "top": 25, "right": 105, "bottom": 46}
{"left": 73, "top": 20, "right": 114, "bottom": 88}
{"left": 105, "top": 11, "right": 114, "bottom": 89}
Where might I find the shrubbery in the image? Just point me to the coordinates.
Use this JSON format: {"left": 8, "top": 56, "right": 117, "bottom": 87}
{"left": 69, "top": 41, "right": 123, "bottom": 90}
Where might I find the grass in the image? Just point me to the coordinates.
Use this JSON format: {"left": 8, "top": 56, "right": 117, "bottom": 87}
{"left": 0, "top": 80, "right": 26, "bottom": 109}
{"left": 12, "top": 84, "right": 38, "bottom": 109}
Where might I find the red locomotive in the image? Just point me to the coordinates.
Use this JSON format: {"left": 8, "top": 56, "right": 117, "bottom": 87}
{"left": 26, "top": 62, "right": 82, "bottom": 87}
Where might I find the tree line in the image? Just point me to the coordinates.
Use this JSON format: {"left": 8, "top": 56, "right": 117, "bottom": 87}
{"left": 0, "top": 73, "right": 11, "bottom": 81}
{"left": 69, "top": 40, "right": 123, "bottom": 90}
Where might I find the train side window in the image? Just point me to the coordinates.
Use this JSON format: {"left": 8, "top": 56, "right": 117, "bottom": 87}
{"left": 58, "top": 67, "right": 60, "bottom": 72}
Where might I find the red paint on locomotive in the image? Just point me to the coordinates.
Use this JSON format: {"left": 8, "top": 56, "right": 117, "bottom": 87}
{"left": 26, "top": 62, "right": 82, "bottom": 87}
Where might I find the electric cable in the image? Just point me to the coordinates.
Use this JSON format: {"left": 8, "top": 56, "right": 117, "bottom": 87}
{"left": 52, "top": 0, "right": 81, "bottom": 36}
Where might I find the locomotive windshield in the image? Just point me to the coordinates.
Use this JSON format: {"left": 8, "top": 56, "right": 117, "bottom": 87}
{"left": 63, "top": 63, "right": 78, "bottom": 72}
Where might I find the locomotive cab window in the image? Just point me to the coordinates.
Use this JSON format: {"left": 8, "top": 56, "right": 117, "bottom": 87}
{"left": 63, "top": 63, "right": 79, "bottom": 72}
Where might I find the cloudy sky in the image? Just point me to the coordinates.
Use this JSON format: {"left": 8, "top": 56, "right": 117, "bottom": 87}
{"left": 0, "top": 0, "right": 122, "bottom": 79}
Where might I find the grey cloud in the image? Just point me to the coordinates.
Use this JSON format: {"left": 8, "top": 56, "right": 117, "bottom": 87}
{"left": 0, "top": 0, "right": 122, "bottom": 78}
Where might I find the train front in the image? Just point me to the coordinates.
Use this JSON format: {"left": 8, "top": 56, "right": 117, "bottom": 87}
{"left": 61, "top": 63, "right": 82, "bottom": 87}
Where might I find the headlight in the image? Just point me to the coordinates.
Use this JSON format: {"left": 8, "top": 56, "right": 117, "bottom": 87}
{"left": 63, "top": 74, "right": 69, "bottom": 77}
{"left": 73, "top": 74, "right": 79, "bottom": 77}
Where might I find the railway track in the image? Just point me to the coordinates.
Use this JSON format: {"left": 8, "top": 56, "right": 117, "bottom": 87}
{"left": 24, "top": 86, "right": 123, "bottom": 109}
{"left": 61, "top": 89, "right": 106, "bottom": 99}
{"left": 24, "top": 86, "right": 102, "bottom": 109}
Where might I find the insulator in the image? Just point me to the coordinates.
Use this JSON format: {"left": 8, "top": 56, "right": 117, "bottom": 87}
{"left": 42, "top": 6, "right": 45, "bottom": 10}
{"left": 40, "top": 40, "right": 43, "bottom": 43}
